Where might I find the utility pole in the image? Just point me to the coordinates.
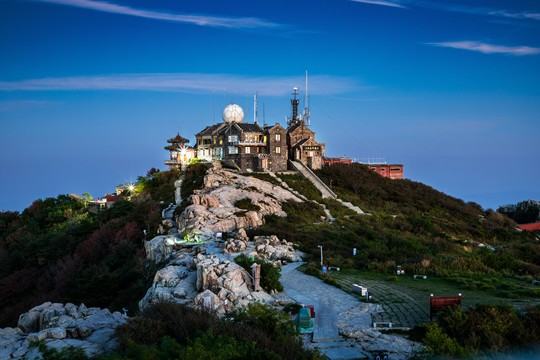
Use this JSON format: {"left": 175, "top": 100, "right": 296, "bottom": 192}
{"left": 317, "top": 245, "right": 324, "bottom": 267}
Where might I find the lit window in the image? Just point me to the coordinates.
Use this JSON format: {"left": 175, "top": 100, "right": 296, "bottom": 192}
{"left": 275, "top": 147, "right": 281, "bottom": 154}
{"left": 228, "top": 146, "right": 238, "bottom": 154}
{"left": 228, "top": 135, "right": 238, "bottom": 143}
{"left": 275, "top": 134, "right": 281, "bottom": 141}
{"left": 245, "top": 147, "right": 251, "bottom": 154}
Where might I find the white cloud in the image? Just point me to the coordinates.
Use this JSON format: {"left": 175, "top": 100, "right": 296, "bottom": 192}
{"left": 35, "top": 0, "right": 279, "bottom": 29}
{"left": 427, "top": 41, "right": 540, "bottom": 56}
{"left": 488, "top": 10, "right": 540, "bottom": 21}
{"left": 0, "top": 73, "right": 358, "bottom": 96}
{"left": 351, "top": 0, "right": 405, "bottom": 9}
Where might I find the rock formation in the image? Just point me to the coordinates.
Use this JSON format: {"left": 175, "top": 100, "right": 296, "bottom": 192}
{"left": 251, "top": 235, "right": 301, "bottom": 263}
{"left": 177, "top": 166, "right": 302, "bottom": 234}
{"left": 0, "top": 302, "right": 126, "bottom": 359}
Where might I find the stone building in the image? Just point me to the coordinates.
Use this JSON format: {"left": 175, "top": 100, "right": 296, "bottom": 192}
{"left": 286, "top": 88, "right": 325, "bottom": 170}
{"left": 193, "top": 104, "right": 289, "bottom": 172}
{"left": 166, "top": 88, "right": 326, "bottom": 172}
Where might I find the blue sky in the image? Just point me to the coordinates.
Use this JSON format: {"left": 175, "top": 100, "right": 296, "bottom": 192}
{"left": 0, "top": 0, "right": 539, "bottom": 211}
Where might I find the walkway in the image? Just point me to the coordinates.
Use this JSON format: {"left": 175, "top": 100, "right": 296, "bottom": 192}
{"left": 281, "top": 262, "right": 371, "bottom": 359}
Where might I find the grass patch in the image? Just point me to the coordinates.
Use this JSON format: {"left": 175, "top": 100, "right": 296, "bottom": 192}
{"left": 234, "top": 198, "right": 260, "bottom": 212}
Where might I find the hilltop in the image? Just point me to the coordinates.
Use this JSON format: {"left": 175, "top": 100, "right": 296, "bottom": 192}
{"left": 1, "top": 162, "right": 539, "bottom": 359}
{"left": 254, "top": 163, "right": 539, "bottom": 279}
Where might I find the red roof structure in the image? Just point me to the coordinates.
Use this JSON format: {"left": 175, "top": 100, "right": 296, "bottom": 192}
{"left": 517, "top": 222, "right": 540, "bottom": 232}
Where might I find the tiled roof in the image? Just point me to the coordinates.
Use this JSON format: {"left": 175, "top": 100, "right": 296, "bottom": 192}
{"left": 237, "top": 123, "right": 263, "bottom": 132}
{"left": 517, "top": 222, "right": 540, "bottom": 232}
{"left": 196, "top": 123, "right": 224, "bottom": 136}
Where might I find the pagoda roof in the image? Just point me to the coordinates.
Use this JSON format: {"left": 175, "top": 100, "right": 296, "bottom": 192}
{"left": 167, "top": 133, "right": 190, "bottom": 144}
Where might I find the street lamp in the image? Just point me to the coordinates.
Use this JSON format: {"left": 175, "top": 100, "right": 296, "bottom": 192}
{"left": 317, "top": 245, "right": 323, "bottom": 267}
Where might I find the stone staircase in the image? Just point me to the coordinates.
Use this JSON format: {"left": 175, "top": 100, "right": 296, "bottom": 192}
{"left": 290, "top": 161, "right": 337, "bottom": 199}
{"left": 289, "top": 161, "right": 365, "bottom": 216}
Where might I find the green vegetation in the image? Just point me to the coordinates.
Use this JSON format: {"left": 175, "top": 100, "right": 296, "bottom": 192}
{"left": 413, "top": 305, "right": 540, "bottom": 357}
{"left": 263, "top": 164, "right": 540, "bottom": 278}
{"left": 102, "top": 302, "right": 321, "bottom": 360}
{"left": 175, "top": 162, "right": 210, "bottom": 216}
{"left": 235, "top": 254, "right": 283, "bottom": 292}
{"left": 498, "top": 200, "right": 540, "bottom": 224}
{"left": 234, "top": 198, "right": 261, "bottom": 212}
{"left": 278, "top": 174, "right": 323, "bottom": 202}
{"left": 0, "top": 168, "right": 183, "bottom": 326}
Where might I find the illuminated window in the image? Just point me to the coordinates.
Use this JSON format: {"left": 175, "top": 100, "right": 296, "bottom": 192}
{"left": 275, "top": 147, "right": 281, "bottom": 154}
{"left": 228, "top": 146, "right": 238, "bottom": 154}
{"left": 275, "top": 134, "right": 281, "bottom": 141}
{"left": 245, "top": 147, "right": 251, "bottom": 154}
{"left": 228, "top": 135, "right": 238, "bottom": 143}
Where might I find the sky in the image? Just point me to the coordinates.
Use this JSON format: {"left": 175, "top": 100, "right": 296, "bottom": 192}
{"left": 0, "top": 0, "right": 539, "bottom": 211}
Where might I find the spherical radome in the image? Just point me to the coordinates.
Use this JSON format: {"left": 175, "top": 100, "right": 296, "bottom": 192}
{"left": 223, "top": 104, "right": 244, "bottom": 123}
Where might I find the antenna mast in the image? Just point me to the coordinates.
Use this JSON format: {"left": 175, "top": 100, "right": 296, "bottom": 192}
{"left": 253, "top": 92, "right": 258, "bottom": 124}
{"left": 304, "top": 70, "right": 310, "bottom": 126}
{"left": 262, "top": 103, "right": 266, "bottom": 127}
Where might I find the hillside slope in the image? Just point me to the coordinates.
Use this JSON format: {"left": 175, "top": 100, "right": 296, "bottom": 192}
{"left": 255, "top": 164, "right": 539, "bottom": 279}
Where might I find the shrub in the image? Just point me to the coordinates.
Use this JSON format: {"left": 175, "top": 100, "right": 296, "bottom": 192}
{"left": 112, "top": 303, "right": 320, "bottom": 360}
{"left": 235, "top": 254, "right": 283, "bottom": 292}
{"left": 423, "top": 323, "right": 468, "bottom": 357}
{"left": 234, "top": 198, "right": 260, "bottom": 212}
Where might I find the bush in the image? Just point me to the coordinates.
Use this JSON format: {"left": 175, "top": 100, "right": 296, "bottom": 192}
{"left": 423, "top": 323, "right": 468, "bottom": 357}
{"left": 234, "top": 198, "right": 260, "bottom": 212}
{"left": 417, "top": 305, "right": 540, "bottom": 357}
{"left": 111, "top": 303, "right": 320, "bottom": 360}
{"left": 235, "top": 254, "right": 283, "bottom": 292}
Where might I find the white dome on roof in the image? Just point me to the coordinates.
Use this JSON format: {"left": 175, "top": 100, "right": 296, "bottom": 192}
{"left": 223, "top": 104, "right": 244, "bottom": 123}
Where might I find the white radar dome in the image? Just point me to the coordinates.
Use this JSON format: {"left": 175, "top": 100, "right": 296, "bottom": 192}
{"left": 223, "top": 104, "right": 244, "bottom": 123}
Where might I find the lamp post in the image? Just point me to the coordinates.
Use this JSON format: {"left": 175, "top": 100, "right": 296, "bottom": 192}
{"left": 317, "top": 245, "right": 323, "bottom": 267}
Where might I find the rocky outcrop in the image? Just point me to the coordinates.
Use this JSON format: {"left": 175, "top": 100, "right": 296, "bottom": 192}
{"left": 252, "top": 235, "right": 301, "bottom": 263}
{"left": 177, "top": 166, "right": 302, "bottom": 234}
{"left": 224, "top": 228, "right": 249, "bottom": 253}
{"left": 1, "top": 302, "right": 126, "bottom": 359}
{"left": 339, "top": 327, "right": 422, "bottom": 360}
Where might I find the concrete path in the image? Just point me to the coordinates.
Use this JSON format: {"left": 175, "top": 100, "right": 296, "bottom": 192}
{"left": 281, "top": 262, "right": 371, "bottom": 359}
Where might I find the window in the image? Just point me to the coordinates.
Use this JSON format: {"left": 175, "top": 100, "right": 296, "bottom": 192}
{"left": 219, "top": 138, "right": 223, "bottom": 145}
{"left": 275, "top": 146, "right": 281, "bottom": 154}
{"left": 228, "top": 146, "right": 238, "bottom": 154}
{"left": 275, "top": 134, "right": 281, "bottom": 141}
{"left": 263, "top": 135, "right": 267, "bottom": 143}
{"left": 228, "top": 135, "right": 238, "bottom": 143}
{"left": 245, "top": 146, "right": 251, "bottom": 154}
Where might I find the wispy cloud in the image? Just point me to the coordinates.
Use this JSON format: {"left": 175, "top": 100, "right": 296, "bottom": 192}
{"left": 0, "top": 73, "right": 358, "bottom": 96}
{"left": 427, "top": 41, "right": 540, "bottom": 56}
{"left": 488, "top": 10, "right": 540, "bottom": 21}
{"left": 35, "top": 0, "right": 279, "bottom": 29}
{"left": 351, "top": 0, "right": 406, "bottom": 9}
{"left": 351, "top": 0, "right": 540, "bottom": 22}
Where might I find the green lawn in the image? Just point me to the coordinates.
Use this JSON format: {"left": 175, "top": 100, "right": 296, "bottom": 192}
{"left": 319, "top": 269, "right": 540, "bottom": 328}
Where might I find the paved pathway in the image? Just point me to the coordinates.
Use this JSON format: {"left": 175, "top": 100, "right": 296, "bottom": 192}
{"left": 281, "top": 263, "right": 371, "bottom": 359}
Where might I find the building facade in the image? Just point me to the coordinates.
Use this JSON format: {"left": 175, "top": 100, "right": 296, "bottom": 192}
{"left": 166, "top": 89, "right": 328, "bottom": 172}
{"left": 368, "top": 164, "right": 404, "bottom": 180}
{"left": 286, "top": 88, "right": 325, "bottom": 170}
{"left": 193, "top": 104, "right": 289, "bottom": 172}
{"left": 164, "top": 134, "right": 196, "bottom": 170}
